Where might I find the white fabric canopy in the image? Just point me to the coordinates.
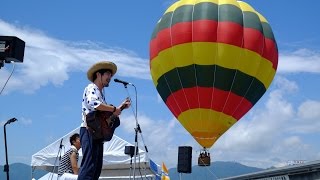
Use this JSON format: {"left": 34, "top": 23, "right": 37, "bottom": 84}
{"left": 31, "top": 126, "right": 160, "bottom": 179}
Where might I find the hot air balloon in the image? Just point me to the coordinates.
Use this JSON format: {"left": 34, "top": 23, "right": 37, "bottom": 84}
{"left": 149, "top": 0, "right": 278, "bottom": 165}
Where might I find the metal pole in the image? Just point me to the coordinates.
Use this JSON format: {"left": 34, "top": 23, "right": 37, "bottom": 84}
{"left": 4, "top": 123, "right": 9, "bottom": 180}
{"left": 3, "top": 118, "right": 17, "bottom": 180}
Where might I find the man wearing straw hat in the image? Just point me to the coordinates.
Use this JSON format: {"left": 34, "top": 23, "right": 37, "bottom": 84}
{"left": 78, "top": 61, "right": 131, "bottom": 180}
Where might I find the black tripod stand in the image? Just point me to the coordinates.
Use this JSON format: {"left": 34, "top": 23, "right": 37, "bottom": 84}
{"left": 3, "top": 118, "right": 18, "bottom": 180}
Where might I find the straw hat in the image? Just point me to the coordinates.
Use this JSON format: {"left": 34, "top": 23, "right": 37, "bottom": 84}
{"left": 87, "top": 61, "right": 117, "bottom": 82}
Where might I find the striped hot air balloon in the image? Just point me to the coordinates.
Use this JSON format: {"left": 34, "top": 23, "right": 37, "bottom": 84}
{"left": 150, "top": 0, "right": 278, "bottom": 148}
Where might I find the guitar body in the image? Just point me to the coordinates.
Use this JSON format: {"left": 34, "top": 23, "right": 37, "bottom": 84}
{"left": 86, "top": 100, "right": 129, "bottom": 142}
{"left": 86, "top": 111, "right": 120, "bottom": 142}
{"left": 99, "top": 111, "right": 120, "bottom": 141}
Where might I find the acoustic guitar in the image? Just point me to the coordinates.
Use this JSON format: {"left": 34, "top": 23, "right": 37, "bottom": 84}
{"left": 86, "top": 98, "right": 130, "bottom": 141}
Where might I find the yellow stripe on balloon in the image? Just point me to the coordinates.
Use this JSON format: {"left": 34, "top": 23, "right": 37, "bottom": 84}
{"left": 164, "top": 0, "right": 191, "bottom": 14}
{"left": 256, "top": 12, "right": 268, "bottom": 23}
{"left": 164, "top": 0, "right": 244, "bottom": 14}
{"left": 238, "top": 1, "right": 256, "bottom": 13}
{"left": 150, "top": 42, "right": 276, "bottom": 88}
{"left": 150, "top": 47, "right": 175, "bottom": 86}
{"left": 237, "top": 1, "right": 268, "bottom": 24}
{"left": 178, "top": 108, "right": 237, "bottom": 148}
{"left": 218, "top": 0, "right": 240, "bottom": 7}
{"left": 195, "top": 0, "right": 219, "bottom": 4}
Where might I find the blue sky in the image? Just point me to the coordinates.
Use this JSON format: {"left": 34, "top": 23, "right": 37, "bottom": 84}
{"left": 1, "top": 0, "right": 320, "bottom": 170}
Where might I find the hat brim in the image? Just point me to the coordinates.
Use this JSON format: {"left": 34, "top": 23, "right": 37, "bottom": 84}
{"left": 87, "top": 61, "right": 117, "bottom": 82}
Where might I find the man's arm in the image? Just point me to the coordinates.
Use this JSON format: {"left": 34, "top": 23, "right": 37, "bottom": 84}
{"left": 70, "top": 152, "right": 79, "bottom": 175}
{"left": 95, "top": 98, "right": 130, "bottom": 116}
{"left": 95, "top": 103, "right": 118, "bottom": 114}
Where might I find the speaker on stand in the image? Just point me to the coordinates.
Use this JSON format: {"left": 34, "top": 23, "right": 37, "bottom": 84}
{"left": 177, "top": 146, "right": 192, "bottom": 178}
{"left": 124, "top": 145, "right": 138, "bottom": 178}
{"left": 0, "top": 36, "right": 25, "bottom": 69}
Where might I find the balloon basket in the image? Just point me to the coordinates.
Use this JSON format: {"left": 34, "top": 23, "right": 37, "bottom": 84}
{"left": 198, "top": 149, "right": 211, "bottom": 166}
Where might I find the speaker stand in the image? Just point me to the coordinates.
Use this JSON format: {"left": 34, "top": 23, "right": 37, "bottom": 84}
{"left": 129, "top": 155, "right": 133, "bottom": 180}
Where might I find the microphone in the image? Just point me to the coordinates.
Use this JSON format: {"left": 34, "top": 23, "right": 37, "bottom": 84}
{"left": 114, "top": 78, "right": 132, "bottom": 86}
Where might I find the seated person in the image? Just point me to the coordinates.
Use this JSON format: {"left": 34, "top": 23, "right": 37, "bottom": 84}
{"left": 58, "top": 133, "right": 81, "bottom": 179}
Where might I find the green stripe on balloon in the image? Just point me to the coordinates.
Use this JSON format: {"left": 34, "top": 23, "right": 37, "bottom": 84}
{"left": 156, "top": 64, "right": 266, "bottom": 106}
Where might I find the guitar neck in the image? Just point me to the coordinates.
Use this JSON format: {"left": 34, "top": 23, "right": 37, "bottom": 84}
{"left": 120, "top": 104, "right": 127, "bottom": 111}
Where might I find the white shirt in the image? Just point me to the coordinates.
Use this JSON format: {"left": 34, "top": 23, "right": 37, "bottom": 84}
{"left": 81, "top": 83, "right": 106, "bottom": 127}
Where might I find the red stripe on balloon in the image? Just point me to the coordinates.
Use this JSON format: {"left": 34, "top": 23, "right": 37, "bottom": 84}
{"left": 149, "top": 20, "right": 278, "bottom": 69}
{"left": 192, "top": 20, "right": 218, "bottom": 42}
{"left": 150, "top": 28, "right": 171, "bottom": 60}
{"left": 165, "top": 87, "right": 253, "bottom": 120}
{"left": 243, "top": 28, "right": 264, "bottom": 55}
{"left": 216, "top": 21, "right": 244, "bottom": 47}
{"left": 264, "top": 38, "right": 278, "bottom": 69}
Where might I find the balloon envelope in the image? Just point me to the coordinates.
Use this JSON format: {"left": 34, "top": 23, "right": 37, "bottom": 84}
{"left": 150, "top": 0, "right": 278, "bottom": 148}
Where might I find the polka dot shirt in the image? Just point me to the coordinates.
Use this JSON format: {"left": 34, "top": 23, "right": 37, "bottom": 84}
{"left": 81, "top": 83, "right": 106, "bottom": 127}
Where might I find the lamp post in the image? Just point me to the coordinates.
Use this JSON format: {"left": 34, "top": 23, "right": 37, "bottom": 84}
{"left": 3, "top": 117, "right": 17, "bottom": 180}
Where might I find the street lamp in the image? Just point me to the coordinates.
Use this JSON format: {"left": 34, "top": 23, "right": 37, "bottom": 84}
{"left": 3, "top": 117, "right": 18, "bottom": 180}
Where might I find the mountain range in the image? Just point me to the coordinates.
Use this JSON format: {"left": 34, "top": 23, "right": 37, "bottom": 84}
{"left": 169, "top": 161, "right": 263, "bottom": 180}
{"left": 0, "top": 163, "right": 47, "bottom": 180}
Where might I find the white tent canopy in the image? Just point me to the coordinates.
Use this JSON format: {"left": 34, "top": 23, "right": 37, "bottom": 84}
{"left": 31, "top": 127, "right": 160, "bottom": 179}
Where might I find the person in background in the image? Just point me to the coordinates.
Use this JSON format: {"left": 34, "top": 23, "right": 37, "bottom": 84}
{"left": 58, "top": 133, "right": 81, "bottom": 180}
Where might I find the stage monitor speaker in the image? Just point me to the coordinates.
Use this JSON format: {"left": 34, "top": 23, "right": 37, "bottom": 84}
{"left": 0, "top": 36, "right": 25, "bottom": 62}
{"left": 124, "top": 146, "right": 138, "bottom": 157}
{"left": 177, "top": 146, "right": 192, "bottom": 173}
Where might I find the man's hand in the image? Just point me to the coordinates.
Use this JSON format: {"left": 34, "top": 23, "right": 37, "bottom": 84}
{"left": 121, "top": 97, "right": 131, "bottom": 109}
{"left": 113, "top": 98, "right": 131, "bottom": 116}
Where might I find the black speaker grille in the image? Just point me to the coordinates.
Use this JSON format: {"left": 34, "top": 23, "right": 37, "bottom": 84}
{"left": 177, "top": 146, "right": 192, "bottom": 173}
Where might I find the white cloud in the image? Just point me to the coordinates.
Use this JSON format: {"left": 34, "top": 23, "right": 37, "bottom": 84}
{"left": 292, "top": 100, "right": 320, "bottom": 133}
{"left": 0, "top": 19, "right": 150, "bottom": 94}
{"left": 298, "top": 100, "right": 320, "bottom": 120}
{"left": 0, "top": 121, "right": 5, "bottom": 126}
{"left": 278, "top": 49, "right": 320, "bottom": 73}
{"left": 18, "top": 116, "right": 33, "bottom": 125}
{"left": 273, "top": 76, "right": 298, "bottom": 93}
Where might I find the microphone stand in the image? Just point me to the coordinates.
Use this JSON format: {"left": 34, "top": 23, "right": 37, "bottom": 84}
{"left": 49, "top": 138, "right": 64, "bottom": 180}
{"left": 118, "top": 83, "right": 150, "bottom": 180}
{"left": 3, "top": 118, "right": 18, "bottom": 180}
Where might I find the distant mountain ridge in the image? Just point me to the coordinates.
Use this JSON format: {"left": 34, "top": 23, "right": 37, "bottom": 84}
{"left": 0, "top": 161, "right": 263, "bottom": 180}
{"left": 0, "top": 163, "right": 46, "bottom": 180}
{"left": 168, "top": 161, "right": 263, "bottom": 180}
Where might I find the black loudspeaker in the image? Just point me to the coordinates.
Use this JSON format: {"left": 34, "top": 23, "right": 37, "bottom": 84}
{"left": 124, "top": 146, "right": 138, "bottom": 157}
{"left": 0, "top": 36, "right": 25, "bottom": 62}
{"left": 177, "top": 146, "right": 192, "bottom": 173}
